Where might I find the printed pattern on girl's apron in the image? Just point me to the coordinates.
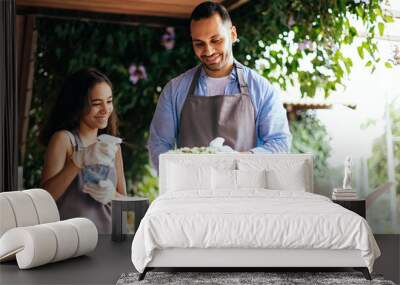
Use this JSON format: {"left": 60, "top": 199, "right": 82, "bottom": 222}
{"left": 57, "top": 130, "right": 116, "bottom": 234}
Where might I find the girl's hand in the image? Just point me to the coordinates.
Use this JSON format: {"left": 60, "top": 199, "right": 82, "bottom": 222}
{"left": 71, "top": 142, "right": 117, "bottom": 168}
{"left": 82, "top": 179, "right": 116, "bottom": 204}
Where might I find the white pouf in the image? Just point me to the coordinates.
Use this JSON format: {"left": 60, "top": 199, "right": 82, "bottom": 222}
{"left": 0, "top": 189, "right": 98, "bottom": 269}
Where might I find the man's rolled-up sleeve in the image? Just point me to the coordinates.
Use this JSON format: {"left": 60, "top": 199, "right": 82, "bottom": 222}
{"left": 148, "top": 82, "right": 176, "bottom": 173}
{"left": 251, "top": 86, "right": 291, "bottom": 153}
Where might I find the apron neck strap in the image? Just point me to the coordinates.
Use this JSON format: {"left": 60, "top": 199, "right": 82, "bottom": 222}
{"left": 188, "top": 61, "right": 249, "bottom": 97}
{"left": 188, "top": 66, "right": 202, "bottom": 97}
{"left": 234, "top": 61, "right": 249, "bottom": 95}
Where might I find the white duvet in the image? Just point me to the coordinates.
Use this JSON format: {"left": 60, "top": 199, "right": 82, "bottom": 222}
{"left": 131, "top": 190, "right": 380, "bottom": 273}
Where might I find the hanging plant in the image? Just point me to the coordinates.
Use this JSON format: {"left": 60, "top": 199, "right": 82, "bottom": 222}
{"left": 231, "top": 0, "right": 394, "bottom": 97}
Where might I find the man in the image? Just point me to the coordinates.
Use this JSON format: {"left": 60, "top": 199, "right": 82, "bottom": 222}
{"left": 148, "top": 1, "right": 291, "bottom": 172}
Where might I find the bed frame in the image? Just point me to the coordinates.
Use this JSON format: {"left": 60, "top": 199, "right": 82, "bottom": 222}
{"left": 140, "top": 248, "right": 371, "bottom": 280}
{"left": 138, "top": 154, "right": 371, "bottom": 281}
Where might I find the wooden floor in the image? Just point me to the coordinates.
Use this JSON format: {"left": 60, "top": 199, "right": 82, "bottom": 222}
{"left": 0, "top": 235, "right": 398, "bottom": 285}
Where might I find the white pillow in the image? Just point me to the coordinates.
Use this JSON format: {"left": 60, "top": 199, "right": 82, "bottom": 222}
{"left": 167, "top": 163, "right": 212, "bottom": 191}
{"left": 212, "top": 168, "right": 237, "bottom": 191}
{"left": 266, "top": 166, "right": 306, "bottom": 191}
{"left": 237, "top": 158, "right": 309, "bottom": 192}
{"left": 211, "top": 169, "right": 268, "bottom": 191}
{"left": 236, "top": 169, "right": 267, "bottom": 189}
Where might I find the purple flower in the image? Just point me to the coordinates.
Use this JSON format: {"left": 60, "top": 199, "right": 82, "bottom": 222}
{"left": 298, "top": 40, "right": 313, "bottom": 51}
{"left": 287, "top": 15, "right": 295, "bottom": 28}
{"left": 161, "top": 27, "right": 175, "bottom": 50}
{"left": 129, "top": 64, "right": 147, "bottom": 85}
{"left": 327, "top": 42, "right": 339, "bottom": 53}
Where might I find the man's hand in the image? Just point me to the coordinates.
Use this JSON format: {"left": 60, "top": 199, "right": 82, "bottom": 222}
{"left": 209, "top": 137, "right": 237, "bottom": 153}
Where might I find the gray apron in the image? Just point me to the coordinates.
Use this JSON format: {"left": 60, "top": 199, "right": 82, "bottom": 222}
{"left": 177, "top": 61, "right": 256, "bottom": 150}
{"left": 56, "top": 130, "right": 115, "bottom": 234}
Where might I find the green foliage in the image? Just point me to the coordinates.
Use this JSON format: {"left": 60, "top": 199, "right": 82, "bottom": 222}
{"left": 367, "top": 99, "right": 400, "bottom": 194}
{"left": 134, "top": 165, "right": 159, "bottom": 202}
{"left": 231, "top": 0, "right": 393, "bottom": 97}
{"left": 289, "top": 111, "right": 331, "bottom": 177}
{"left": 25, "top": 18, "right": 196, "bottom": 194}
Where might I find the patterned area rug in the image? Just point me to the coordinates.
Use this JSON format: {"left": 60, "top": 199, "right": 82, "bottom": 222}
{"left": 116, "top": 271, "right": 396, "bottom": 285}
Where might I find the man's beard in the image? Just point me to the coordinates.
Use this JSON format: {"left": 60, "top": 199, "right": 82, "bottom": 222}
{"left": 203, "top": 51, "right": 232, "bottom": 71}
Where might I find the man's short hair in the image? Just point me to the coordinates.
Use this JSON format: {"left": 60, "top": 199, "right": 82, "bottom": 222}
{"left": 190, "top": 1, "right": 231, "bottom": 24}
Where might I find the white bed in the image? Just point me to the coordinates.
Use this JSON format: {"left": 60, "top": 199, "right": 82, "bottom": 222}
{"left": 131, "top": 154, "right": 380, "bottom": 280}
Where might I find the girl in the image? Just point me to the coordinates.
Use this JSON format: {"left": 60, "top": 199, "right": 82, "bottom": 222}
{"left": 40, "top": 68, "right": 126, "bottom": 234}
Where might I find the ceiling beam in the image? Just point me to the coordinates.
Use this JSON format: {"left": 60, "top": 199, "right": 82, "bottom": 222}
{"left": 16, "top": 6, "right": 188, "bottom": 27}
{"left": 16, "top": 0, "right": 199, "bottom": 18}
{"left": 16, "top": 0, "right": 249, "bottom": 27}
{"left": 221, "top": 0, "right": 250, "bottom": 11}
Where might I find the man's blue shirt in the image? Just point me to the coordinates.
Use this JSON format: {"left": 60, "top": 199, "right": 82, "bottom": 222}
{"left": 148, "top": 63, "right": 291, "bottom": 171}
